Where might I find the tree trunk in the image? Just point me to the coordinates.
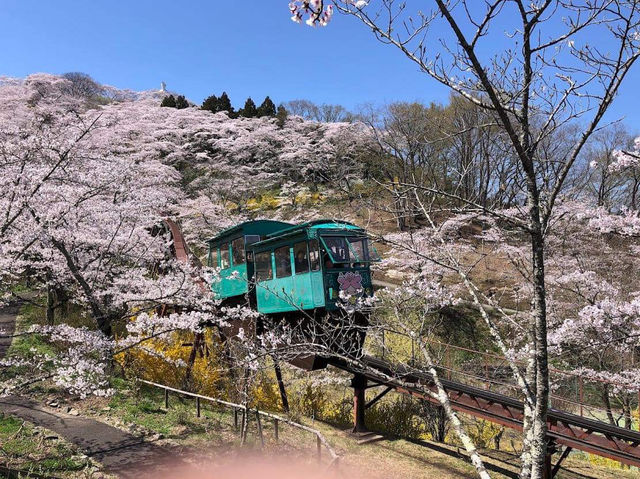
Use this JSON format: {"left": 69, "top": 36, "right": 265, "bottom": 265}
{"left": 46, "top": 283, "right": 55, "bottom": 326}
{"left": 51, "top": 238, "right": 112, "bottom": 336}
{"left": 273, "top": 359, "right": 290, "bottom": 413}
{"left": 623, "top": 394, "right": 632, "bottom": 430}
{"left": 183, "top": 332, "right": 204, "bottom": 391}
{"left": 528, "top": 222, "right": 551, "bottom": 479}
{"left": 418, "top": 342, "right": 492, "bottom": 479}
{"left": 602, "top": 383, "right": 617, "bottom": 426}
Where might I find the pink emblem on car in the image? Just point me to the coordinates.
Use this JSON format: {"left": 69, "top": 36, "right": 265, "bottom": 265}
{"left": 337, "top": 271, "right": 363, "bottom": 294}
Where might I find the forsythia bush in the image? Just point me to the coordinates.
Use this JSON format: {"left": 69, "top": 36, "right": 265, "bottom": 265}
{"left": 246, "top": 193, "right": 281, "bottom": 211}
{"left": 252, "top": 373, "right": 283, "bottom": 411}
{"left": 448, "top": 418, "right": 504, "bottom": 449}
{"left": 116, "top": 330, "right": 224, "bottom": 396}
{"left": 366, "top": 397, "right": 425, "bottom": 440}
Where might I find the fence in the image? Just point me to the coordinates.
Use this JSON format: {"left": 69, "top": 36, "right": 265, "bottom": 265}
{"left": 136, "top": 378, "right": 340, "bottom": 467}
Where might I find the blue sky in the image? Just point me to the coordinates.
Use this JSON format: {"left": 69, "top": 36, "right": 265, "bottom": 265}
{"left": 1, "top": 0, "right": 639, "bottom": 126}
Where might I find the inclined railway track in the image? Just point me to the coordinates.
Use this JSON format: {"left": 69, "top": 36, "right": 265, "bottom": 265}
{"left": 329, "top": 356, "right": 640, "bottom": 469}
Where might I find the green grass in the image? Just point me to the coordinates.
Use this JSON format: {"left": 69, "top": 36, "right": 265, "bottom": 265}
{"left": 105, "top": 381, "right": 233, "bottom": 438}
{"left": 0, "top": 413, "right": 89, "bottom": 476}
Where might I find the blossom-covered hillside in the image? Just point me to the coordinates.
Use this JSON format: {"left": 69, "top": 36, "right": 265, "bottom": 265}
{"left": 0, "top": 74, "right": 374, "bottom": 237}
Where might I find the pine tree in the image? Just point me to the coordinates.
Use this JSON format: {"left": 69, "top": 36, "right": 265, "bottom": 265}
{"left": 160, "top": 95, "right": 176, "bottom": 108}
{"left": 201, "top": 94, "right": 219, "bottom": 112}
{"left": 276, "top": 105, "right": 288, "bottom": 128}
{"left": 240, "top": 97, "right": 258, "bottom": 118}
{"left": 257, "top": 96, "right": 277, "bottom": 117}
{"left": 175, "top": 95, "right": 189, "bottom": 109}
{"left": 218, "top": 92, "right": 235, "bottom": 117}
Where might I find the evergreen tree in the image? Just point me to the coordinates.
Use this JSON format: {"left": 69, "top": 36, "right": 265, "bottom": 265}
{"left": 175, "top": 95, "right": 189, "bottom": 109}
{"left": 218, "top": 92, "right": 236, "bottom": 117}
{"left": 201, "top": 94, "right": 219, "bottom": 112}
{"left": 160, "top": 95, "right": 176, "bottom": 108}
{"left": 240, "top": 97, "right": 258, "bottom": 118}
{"left": 257, "top": 96, "right": 277, "bottom": 117}
{"left": 276, "top": 105, "right": 288, "bottom": 128}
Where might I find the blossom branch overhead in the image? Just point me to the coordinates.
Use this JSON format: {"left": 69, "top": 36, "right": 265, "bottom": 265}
{"left": 289, "top": 1, "right": 367, "bottom": 26}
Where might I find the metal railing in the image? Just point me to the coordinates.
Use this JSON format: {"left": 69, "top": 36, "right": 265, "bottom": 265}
{"left": 136, "top": 378, "right": 339, "bottom": 467}
{"left": 371, "top": 327, "right": 640, "bottom": 429}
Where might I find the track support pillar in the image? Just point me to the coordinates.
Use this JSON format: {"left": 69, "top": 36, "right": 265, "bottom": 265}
{"left": 351, "top": 373, "right": 368, "bottom": 433}
{"left": 543, "top": 439, "right": 559, "bottom": 479}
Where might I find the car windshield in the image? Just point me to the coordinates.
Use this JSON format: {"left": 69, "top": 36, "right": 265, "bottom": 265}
{"left": 321, "top": 236, "right": 351, "bottom": 263}
{"left": 321, "top": 236, "right": 381, "bottom": 263}
{"left": 348, "top": 237, "right": 381, "bottom": 262}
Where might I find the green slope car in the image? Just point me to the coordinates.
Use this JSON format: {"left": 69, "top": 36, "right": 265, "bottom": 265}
{"left": 206, "top": 219, "right": 380, "bottom": 314}
{"left": 206, "top": 219, "right": 380, "bottom": 369}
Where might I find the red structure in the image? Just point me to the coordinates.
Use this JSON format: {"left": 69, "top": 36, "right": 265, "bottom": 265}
{"left": 331, "top": 356, "right": 640, "bottom": 478}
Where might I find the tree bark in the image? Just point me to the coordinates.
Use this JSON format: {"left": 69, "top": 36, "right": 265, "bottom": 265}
{"left": 51, "top": 238, "right": 112, "bottom": 336}
{"left": 273, "top": 359, "right": 290, "bottom": 413}
{"left": 46, "top": 283, "right": 55, "bottom": 326}
{"left": 528, "top": 222, "right": 551, "bottom": 479}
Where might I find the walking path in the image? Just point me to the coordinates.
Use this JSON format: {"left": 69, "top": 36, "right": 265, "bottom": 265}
{"left": 0, "top": 301, "right": 185, "bottom": 477}
{"left": 0, "top": 396, "right": 184, "bottom": 477}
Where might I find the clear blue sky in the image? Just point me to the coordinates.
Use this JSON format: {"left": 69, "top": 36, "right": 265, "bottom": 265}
{"left": 1, "top": 0, "right": 639, "bottom": 125}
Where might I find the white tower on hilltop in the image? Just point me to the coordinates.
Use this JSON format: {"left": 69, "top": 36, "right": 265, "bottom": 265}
{"left": 160, "top": 81, "right": 166, "bottom": 92}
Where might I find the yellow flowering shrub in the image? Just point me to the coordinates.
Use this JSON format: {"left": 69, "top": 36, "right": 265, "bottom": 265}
{"left": 115, "top": 329, "right": 224, "bottom": 396}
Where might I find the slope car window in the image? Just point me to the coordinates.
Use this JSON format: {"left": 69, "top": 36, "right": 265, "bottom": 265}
{"left": 231, "top": 237, "right": 245, "bottom": 265}
{"left": 245, "top": 235, "right": 260, "bottom": 262}
{"left": 293, "top": 241, "right": 309, "bottom": 274}
{"left": 209, "top": 248, "right": 219, "bottom": 268}
{"left": 220, "top": 243, "right": 230, "bottom": 269}
{"left": 309, "top": 239, "right": 320, "bottom": 271}
{"left": 348, "top": 237, "right": 367, "bottom": 262}
{"left": 255, "top": 251, "right": 272, "bottom": 282}
{"left": 321, "top": 236, "right": 350, "bottom": 263}
{"left": 347, "top": 237, "right": 381, "bottom": 262}
{"left": 365, "top": 237, "right": 381, "bottom": 261}
{"left": 275, "top": 245, "right": 292, "bottom": 277}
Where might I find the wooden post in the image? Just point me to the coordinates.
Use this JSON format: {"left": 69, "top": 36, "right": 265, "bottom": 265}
{"left": 316, "top": 436, "right": 322, "bottom": 462}
{"left": 274, "top": 419, "right": 279, "bottom": 442}
{"left": 446, "top": 348, "right": 452, "bottom": 380}
{"left": 240, "top": 409, "right": 246, "bottom": 436}
{"left": 165, "top": 389, "right": 169, "bottom": 409}
{"left": 484, "top": 357, "right": 489, "bottom": 389}
{"left": 196, "top": 397, "right": 201, "bottom": 418}
{"left": 256, "top": 410, "right": 264, "bottom": 448}
{"left": 234, "top": 408, "right": 239, "bottom": 430}
{"left": 579, "top": 377, "right": 584, "bottom": 417}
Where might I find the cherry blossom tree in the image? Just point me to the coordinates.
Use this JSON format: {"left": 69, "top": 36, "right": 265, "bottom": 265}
{"left": 288, "top": 3, "right": 640, "bottom": 477}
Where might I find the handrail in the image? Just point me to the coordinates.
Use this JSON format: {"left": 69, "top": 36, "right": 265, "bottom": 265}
{"left": 375, "top": 327, "right": 639, "bottom": 426}
{"left": 136, "top": 378, "right": 339, "bottom": 466}
{"left": 375, "top": 326, "right": 640, "bottom": 392}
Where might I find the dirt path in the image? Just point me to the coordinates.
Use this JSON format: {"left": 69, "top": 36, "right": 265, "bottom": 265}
{"left": 0, "top": 396, "right": 186, "bottom": 477}
{"left": 0, "top": 301, "right": 187, "bottom": 477}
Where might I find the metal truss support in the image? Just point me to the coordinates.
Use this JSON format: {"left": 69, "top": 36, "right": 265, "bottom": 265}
{"left": 365, "top": 386, "right": 393, "bottom": 410}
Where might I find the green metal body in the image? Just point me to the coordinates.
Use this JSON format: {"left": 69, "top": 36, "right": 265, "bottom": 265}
{"left": 205, "top": 219, "right": 379, "bottom": 314}
{"left": 250, "top": 220, "right": 377, "bottom": 314}
{"left": 206, "top": 220, "right": 292, "bottom": 300}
